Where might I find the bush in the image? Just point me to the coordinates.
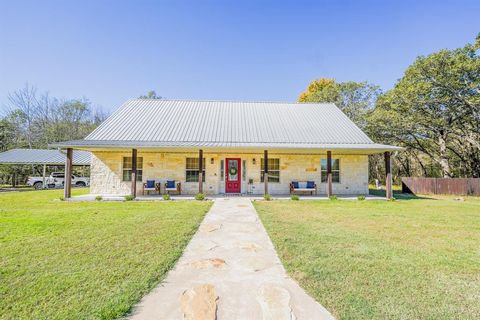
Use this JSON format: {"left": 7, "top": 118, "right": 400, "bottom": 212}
{"left": 195, "top": 193, "right": 205, "bottom": 201}
{"left": 264, "top": 193, "right": 272, "bottom": 201}
{"left": 95, "top": 195, "right": 103, "bottom": 201}
{"left": 163, "top": 194, "right": 171, "bottom": 201}
{"left": 329, "top": 195, "right": 338, "bottom": 201}
{"left": 124, "top": 195, "right": 135, "bottom": 201}
{"left": 291, "top": 194, "right": 300, "bottom": 201}
{"left": 357, "top": 195, "right": 366, "bottom": 201}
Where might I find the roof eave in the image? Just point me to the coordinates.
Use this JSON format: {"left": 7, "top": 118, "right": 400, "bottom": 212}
{"left": 49, "top": 140, "right": 404, "bottom": 155}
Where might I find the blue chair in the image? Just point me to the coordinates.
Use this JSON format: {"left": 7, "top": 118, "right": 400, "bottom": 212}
{"left": 143, "top": 179, "right": 160, "bottom": 195}
{"left": 165, "top": 180, "right": 181, "bottom": 194}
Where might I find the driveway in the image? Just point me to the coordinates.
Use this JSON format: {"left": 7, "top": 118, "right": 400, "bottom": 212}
{"left": 129, "top": 198, "right": 334, "bottom": 319}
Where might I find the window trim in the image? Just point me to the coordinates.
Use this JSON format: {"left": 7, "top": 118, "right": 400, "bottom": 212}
{"left": 185, "top": 157, "right": 206, "bottom": 182}
{"left": 242, "top": 160, "right": 247, "bottom": 181}
{"left": 220, "top": 159, "right": 225, "bottom": 181}
{"left": 260, "top": 158, "right": 280, "bottom": 183}
{"left": 321, "top": 158, "right": 340, "bottom": 183}
{"left": 122, "top": 156, "right": 143, "bottom": 182}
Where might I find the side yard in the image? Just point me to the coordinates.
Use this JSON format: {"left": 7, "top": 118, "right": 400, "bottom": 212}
{"left": 254, "top": 197, "right": 480, "bottom": 319}
{"left": 0, "top": 189, "right": 211, "bottom": 320}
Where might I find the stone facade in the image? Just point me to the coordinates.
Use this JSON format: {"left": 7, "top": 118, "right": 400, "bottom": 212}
{"left": 90, "top": 151, "right": 369, "bottom": 195}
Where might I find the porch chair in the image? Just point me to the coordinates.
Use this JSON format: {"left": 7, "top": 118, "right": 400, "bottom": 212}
{"left": 143, "top": 179, "right": 161, "bottom": 195}
{"left": 165, "top": 180, "right": 181, "bottom": 195}
{"left": 290, "top": 181, "right": 317, "bottom": 195}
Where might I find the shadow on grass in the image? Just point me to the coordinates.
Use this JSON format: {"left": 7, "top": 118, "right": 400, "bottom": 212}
{"left": 368, "top": 189, "right": 435, "bottom": 200}
{"left": 0, "top": 185, "right": 35, "bottom": 192}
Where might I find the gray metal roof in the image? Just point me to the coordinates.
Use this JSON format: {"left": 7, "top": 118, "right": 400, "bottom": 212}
{"left": 0, "top": 149, "right": 91, "bottom": 165}
{"left": 51, "top": 99, "right": 401, "bottom": 153}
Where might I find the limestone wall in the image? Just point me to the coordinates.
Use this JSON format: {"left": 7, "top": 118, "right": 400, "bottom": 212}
{"left": 90, "top": 151, "right": 369, "bottom": 195}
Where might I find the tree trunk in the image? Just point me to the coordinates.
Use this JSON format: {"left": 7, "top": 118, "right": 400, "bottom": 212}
{"left": 438, "top": 135, "right": 451, "bottom": 178}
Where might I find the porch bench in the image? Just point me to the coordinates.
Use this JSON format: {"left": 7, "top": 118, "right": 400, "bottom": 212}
{"left": 143, "top": 180, "right": 161, "bottom": 195}
{"left": 290, "top": 181, "right": 317, "bottom": 195}
{"left": 165, "top": 180, "right": 181, "bottom": 195}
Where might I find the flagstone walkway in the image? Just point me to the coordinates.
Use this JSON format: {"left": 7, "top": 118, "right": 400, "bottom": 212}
{"left": 129, "top": 198, "right": 334, "bottom": 320}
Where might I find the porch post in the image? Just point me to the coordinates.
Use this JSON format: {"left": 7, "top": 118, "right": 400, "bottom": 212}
{"left": 42, "top": 163, "right": 47, "bottom": 189}
{"left": 327, "top": 150, "right": 333, "bottom": 197}
{"left": 385, "top": 151, "right": 392, "bottom": 199}
{"left": 264, "top": 150, "right": 268, "bottom": 195}
{"left": 198, "top": 149, "right": 203, "bottom": 193}
{"left": 131, "top": 149, "right": 137, "bottom": 198}
{"left": 64, "top": 148, "right": 73, "bottom": 199}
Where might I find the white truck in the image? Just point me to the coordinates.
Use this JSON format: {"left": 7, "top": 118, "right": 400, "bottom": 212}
{"left": 27, "top": 172, "right": 90, "bottom": 189}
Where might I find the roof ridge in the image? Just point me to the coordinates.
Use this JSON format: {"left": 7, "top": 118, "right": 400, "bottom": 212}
{"left": 133, "top": 98, "right": 336, "bottom": 105}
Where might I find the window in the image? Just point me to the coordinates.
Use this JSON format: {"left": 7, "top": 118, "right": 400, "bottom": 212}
{"left": 242, "top": 160, "right": 246, "bottom": 181}
{"left": 321, "top": 159, "right": 340, "bottom": 183}
{"left": 186, "top": 158, "right": 205, "bottom": 182}
{"left": 123, "top": 157, "right": 143, "bottom": 181}
{"left": 220, "top": 160, "right": 224, "bottom": 181}
{"left": 52, "top": 173, "right": 74, "bottom": 180}
{"left": 261, "top": 158, "right": 280, "bottom": 183}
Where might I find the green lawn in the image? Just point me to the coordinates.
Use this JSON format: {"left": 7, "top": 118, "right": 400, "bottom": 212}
{"left": 0, "top": 189, "right": 211, "bottom": 320}
{"left": 254, "top": 196, "right": 480, "bottom": 320}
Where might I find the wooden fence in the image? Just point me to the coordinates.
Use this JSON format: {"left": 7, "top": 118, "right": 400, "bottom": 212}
{"left": 401, "top": 177, "right": 480, "bottom": 196}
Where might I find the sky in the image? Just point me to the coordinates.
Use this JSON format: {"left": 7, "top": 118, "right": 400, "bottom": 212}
{"left": 0, "top": 0, "right": 478, "bottom": 113}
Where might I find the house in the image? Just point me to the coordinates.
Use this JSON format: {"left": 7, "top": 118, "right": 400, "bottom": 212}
{"left": 51, "top": 99, "right": 401, "bottom": 199}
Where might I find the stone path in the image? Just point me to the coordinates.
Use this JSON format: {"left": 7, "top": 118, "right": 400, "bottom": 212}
{"left": 129, "top": 198, "right": 334, "bottom": 320}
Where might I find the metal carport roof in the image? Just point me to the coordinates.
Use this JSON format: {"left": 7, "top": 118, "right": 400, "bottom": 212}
{"left": 0, "top": 149, "right": 91, "bottom": 165}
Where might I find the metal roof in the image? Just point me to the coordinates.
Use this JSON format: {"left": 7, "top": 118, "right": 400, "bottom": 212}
{"left": 51, "top": 99, "right": 402, "bottom": 153}
{"left": 0, "top": 149, "right": 91, "bottom": 165}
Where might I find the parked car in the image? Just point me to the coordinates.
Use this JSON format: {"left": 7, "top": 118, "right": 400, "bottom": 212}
{"left": 27, "top": 172, "right": 90, "bottom": 190}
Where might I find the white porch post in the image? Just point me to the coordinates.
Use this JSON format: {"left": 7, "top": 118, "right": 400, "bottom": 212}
{"left": 42, "top": 163, "right": 47, "bottom": 189}
{"left": 64, "top": 148, "right": 73, "bottom": 199}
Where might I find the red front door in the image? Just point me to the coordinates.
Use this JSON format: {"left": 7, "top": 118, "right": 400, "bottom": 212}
{"left": 226, "top": 158, "right": 241, "bottom": 193}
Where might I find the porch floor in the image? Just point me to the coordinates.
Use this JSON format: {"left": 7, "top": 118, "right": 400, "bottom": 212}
{"left": 67, "top": 194, "right": 386, "bottom": 201}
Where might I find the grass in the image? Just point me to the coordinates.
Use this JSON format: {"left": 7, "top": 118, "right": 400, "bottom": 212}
{"left": 0, "top": 189, "right": 211, "bottom": 320}
{"left": 254, "top": 196, "right": 480, "bottom": 319}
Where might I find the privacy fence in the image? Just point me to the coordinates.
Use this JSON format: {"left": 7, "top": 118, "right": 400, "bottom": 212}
{"left": 401, "top": 177, "right": 480, "bottom": 196}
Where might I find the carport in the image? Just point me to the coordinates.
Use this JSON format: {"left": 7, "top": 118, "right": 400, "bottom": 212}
{"left": 0, "top": 149, "right": 91, "bottom": 188}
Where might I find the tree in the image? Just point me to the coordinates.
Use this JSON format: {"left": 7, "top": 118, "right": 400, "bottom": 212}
{"left": 6, "top": 84, "right": 39, "bottom": 148}
{"left": 299, "top": 78, "right": 339, "bottom": 103}
{"left": 0, "top": 118, "right": 15, "bottom": 151}
{"left": 139, "top": 90, "right": 163, "bottom": 99}
{"left": 298, "top": 78, "right": 380, "bottom": 128}
{"left": 368, "top": 36, "right": 480, "bottom": 178}
{"left": 2, "top": 85, "right": 108, "bottom": 149}
{"left": 0, "top": 85, "right": 108, "bottom": 184}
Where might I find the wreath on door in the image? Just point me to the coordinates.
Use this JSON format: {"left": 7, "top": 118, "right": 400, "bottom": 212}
{"left": 229, "top": 167, "right": 238, "bottom": 176}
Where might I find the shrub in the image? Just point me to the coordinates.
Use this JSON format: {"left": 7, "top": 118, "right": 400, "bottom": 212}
{"left": 163, "top": 194, "right": 171, "bottom": 201}
{"left": 329, "top": 195, "right": 338, "bottom": 201}
{"left": 195, "top": 193, "right": 205, "bottom": 201}
{"left": 124, "top": 195, "right": 135, "bottom": 201}
{"left": 95, "top": 195, "right": 103, "bottom": 201}
{"left": 291, "top": 194, "right": 300, "bottom": 201}
{"left": 264, "top": 193, "right": 272, "bottom": 201}
{"left": 357, "top": 195, "right": 366, "bottom": 201}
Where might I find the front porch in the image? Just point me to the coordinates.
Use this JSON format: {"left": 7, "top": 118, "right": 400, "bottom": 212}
{"left": 66, "top": 193, "right": 387, "bottom": 202}
{"left": 61, "top": 148, "right": 394, "bottom": 200}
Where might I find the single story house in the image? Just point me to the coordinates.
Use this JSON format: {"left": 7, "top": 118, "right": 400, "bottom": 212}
{"left": 51, "top": 99, "right": 401, "bottom": 198}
